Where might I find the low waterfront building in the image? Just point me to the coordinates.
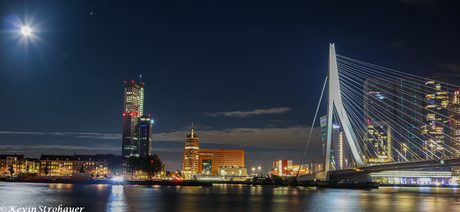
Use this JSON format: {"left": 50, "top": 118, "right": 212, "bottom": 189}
{"left": 39, "top": 154, "right": 112, "bottom": 177}
{"left": 218, "top": 166, "right": 247, "bottom": 176}
{"left": 0, "top": 154, "right": 25, "bottom": 177}
{"left": 268, "top": 159, "right": 309, "bottom": 176}
{"left": 198, "top": 149, "right": 245, "bottom": 174}
{"left": 314, "top": 163, "right": 323, "bottom": 172}
{"left": 371, "top": 170, "right": 453, "bottom": 185}
{"left": 182, "top": 127, "right": 245, "bottom": 179}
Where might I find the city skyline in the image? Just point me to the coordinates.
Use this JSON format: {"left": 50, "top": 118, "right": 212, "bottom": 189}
{"left": 1, "top": 1, "right": 460, "bottom": 171}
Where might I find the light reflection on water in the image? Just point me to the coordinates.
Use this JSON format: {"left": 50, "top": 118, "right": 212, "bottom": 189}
{"left": 107, "top": 185, "right": 127, "bottom": 212}
{"left": 1, "top": 183, "right": 460, "bottom": 212}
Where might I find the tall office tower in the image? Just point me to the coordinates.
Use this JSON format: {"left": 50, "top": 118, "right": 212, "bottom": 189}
{"left": 364, "top": 77, "right": 423, "bottom": 160}
{"left": 450, "top": 90, "right": 460, "bottom": 175}
{"left": 183, "top": 127, "right": 199, "bottom": 179}
{"left": 364, "top": 121, "right": 393, "bottom": 162}
{"left": 320, "top": 115, "right": 328, "bottom": 156}
{"left": 364, "top": 78, "right": 396, "bottom": 123}
{"left": 122, "top": 80, "right": 145, "bottom": 157}
{"left": 332, "top": 122, "right": 350, "bottom": 169}
{"left": 319, "top": 115, "right": 335, "bottom": 170}
{"left": 422, "top": 79, "right": 449, "bottom": 159}
{"left": 364, "top": 78, "right": 396, "bottom": 161}
{"left": 137, "top": 115, "right": 153, "bottom": 157}
{"left": 393, "top": 78, "right": 423, "bottom": 159}
{"left": 451, "top": 90, "right": 460, "bottom": 156}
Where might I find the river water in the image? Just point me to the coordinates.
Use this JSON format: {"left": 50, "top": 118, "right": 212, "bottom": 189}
{"left": 1, "top": 182, "right": 460, "bottom": 212}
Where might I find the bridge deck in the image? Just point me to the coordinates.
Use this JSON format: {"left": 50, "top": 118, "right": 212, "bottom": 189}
{"left": 329, "top": 157, "right": 460, "bottom": 175}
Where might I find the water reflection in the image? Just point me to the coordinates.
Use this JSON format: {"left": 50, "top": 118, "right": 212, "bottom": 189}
{"left": 3, "top": 182, "right": 460, "bottom": 212}
{"left": 106, "top": 185, "right": 128, "bottom": 212}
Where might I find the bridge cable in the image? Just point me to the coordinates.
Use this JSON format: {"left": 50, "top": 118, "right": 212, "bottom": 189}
{"left": 297, "top": 76, "right": 328, "bottom": 177}
{"left": 338, "top": 64, "right": 456, "bottom": 157}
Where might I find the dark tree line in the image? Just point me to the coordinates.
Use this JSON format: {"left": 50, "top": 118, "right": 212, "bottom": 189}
{"left": 108, "top": 154, "right": 163, "bottom": 180}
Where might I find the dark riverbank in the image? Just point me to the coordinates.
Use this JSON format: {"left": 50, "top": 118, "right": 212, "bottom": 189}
{"left": 3, "top": 179, "right": 213, "bottom": 186}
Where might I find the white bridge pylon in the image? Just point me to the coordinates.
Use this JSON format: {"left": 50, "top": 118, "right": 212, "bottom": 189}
{"left": 324, "top": 43, "right": 364, "bottom": 172}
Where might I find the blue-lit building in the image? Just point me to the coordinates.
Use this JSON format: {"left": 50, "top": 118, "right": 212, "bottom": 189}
{"left": 137, "top": 115, "right": 153, "bottom": 157}
{"left": 320, "top": 115, "right": 335, "bottom": 170}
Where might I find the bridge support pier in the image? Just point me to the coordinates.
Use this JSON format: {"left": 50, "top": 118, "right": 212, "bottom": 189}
{"left": 296, "top": 171, "right": 374, "bottom": 186}
{"left": 329, "top": 173, "right": 372, "bottom": 183}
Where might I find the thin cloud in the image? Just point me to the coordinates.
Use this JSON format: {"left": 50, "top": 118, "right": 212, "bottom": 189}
{"left": 0, "top": 131, "right": 121, "bottom": 140}
{"left": 439, "top": 63, "right": 460, "bottom": 72}
{"left": 205, "top": 107, "right": 291, "bottom": 117}
{"left": 0, "top": 145, "right": 120, "bottom": 158}
{"left": 74, "top": 133, "right": 121, "bottom": 140}
{"left": 432, "top": 63, "right": 460, "bottom": 78}
{"left": 0, "top": 144, "right": 119, "bottom": 151}
{"left": 0, "top": 131, "right": 45, "bottom": 135}
{"left": 153, "top": 126, "right": 322, "bottom": 150}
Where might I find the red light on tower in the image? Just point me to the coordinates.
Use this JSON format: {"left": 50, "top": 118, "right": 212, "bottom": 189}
{"left": 148, "top": 114, "right": 151, "bottom": 117}
{"left": 124, "top": 81, "right": 126, "bottom": 83}
{"left": 123, "top": 113, "right": 126, "bottom": 116}
{"left": 131, "top": 80, "right": 134, "bottom": 83}
{"left": 150, "top": 160, "right": 154, "bottom": 163}
{"left": 367, "top": 119, "right": 370, "bottom": 122}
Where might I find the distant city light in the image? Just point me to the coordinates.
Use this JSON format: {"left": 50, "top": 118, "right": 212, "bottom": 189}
{"left": 21, "top": 26, "right": 31, "bottom": 35}
{"left": 112, "top": 176, "right": 124, "bottom": 182}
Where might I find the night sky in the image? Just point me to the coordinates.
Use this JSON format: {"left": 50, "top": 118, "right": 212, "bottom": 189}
{"left": 1, "top": 0, "right": 459, "bottom": 172}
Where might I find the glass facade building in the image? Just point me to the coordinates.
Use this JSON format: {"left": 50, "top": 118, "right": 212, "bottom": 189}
{"left": 122, "top": 80, "right": 152, "bottom": 158}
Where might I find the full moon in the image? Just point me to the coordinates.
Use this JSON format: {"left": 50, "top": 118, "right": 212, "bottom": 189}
{"left": 21, "top": 27, "right": 31, "bottom": 35}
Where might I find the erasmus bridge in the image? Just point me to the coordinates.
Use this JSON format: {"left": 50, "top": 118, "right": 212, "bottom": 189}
{"left": 297, "top": 44, "right": 460, "bottom": 183}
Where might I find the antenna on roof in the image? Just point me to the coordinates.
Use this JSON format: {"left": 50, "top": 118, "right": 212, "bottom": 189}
{"left": 191, "top": 122, "right": 194, "bottom": 138}
{"left": 140, "top": 75, "right": 142, "bottom": 83}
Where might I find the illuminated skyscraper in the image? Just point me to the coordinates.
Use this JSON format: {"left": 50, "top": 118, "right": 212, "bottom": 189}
{"left": 320, "top": 115, "right": 328, "bottom": 156}
{"left": 422, "top": 79, "right": 449, "bottom": 159}
{"left": 137, "top": 115, "right": 153, "bottom": 157}
{"left": 450, "top": 90, "right": 460, "bottom": 156}
{"left": 183, "top": 127, "right": 199, "bottom": 178}
{"left": 450, "top": 90, "right": 460, "bottom": 175}
{"left": 364, "top": 120, "right": 393, "bottom": 163}
{"left": 332, "top": 123, "right": 351, "bottom": 169}
{"left": 319, "top": 115, "right": 335, "bottom": 170}
{"left": 122, "top": 79, "right": 145, "bottom": 157}
{"left": 364, "top": 77, "right": 422, "bottom": 160}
